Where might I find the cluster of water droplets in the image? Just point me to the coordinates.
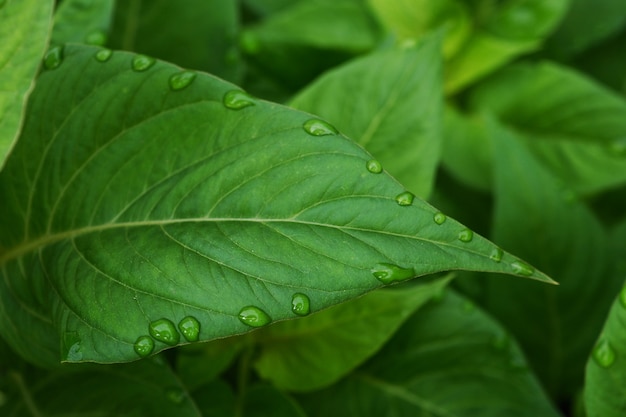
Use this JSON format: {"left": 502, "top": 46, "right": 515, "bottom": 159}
{"left": 133, "top": 316, "right": 201, "bottom": 358}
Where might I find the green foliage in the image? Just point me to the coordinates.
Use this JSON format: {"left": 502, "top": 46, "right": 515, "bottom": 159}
{"left": 1, "top": 0, "right": 625, "bottom": 415}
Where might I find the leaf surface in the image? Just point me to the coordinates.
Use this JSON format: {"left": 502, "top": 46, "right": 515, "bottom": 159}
{"left": 51, "top": 0, "right": 114, "bottom": 46}
{"left": 469, "top": 61, "right": 626, "bottom": 195}
{"left": 5, "top": 357, "right": 201, "bottom": 416}
{"left": 485, "top": 121, "right": 620, "bottom": 400}
{"left": 584, "top": 282, "right": 626, "bottom": 417}
{"left": 0, "top": 0, "right": 53, "bottom": 170}
{"left": 298, "top": 290, "right": 561, "bottom": 417}
{"left": 291, "top": 37, "right": 442, "bottom": 198}
{"left": 0, "top": 44, "right": 552, "bottom": 365}
{"left": 253, "top": 276, "right": 451, "bottom": 391}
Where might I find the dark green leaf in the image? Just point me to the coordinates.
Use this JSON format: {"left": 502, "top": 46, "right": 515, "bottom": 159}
{"left": 109, "top": 0, "right": 242, "bottom": 82}
{"left": 298, "top": 290, "right": 561, "bottom": 417}
{"left": 544, "top": 0, "right": 626, "bottom": 59}
{"left": 0, "top": 0, "right": 53, "bottom": 170}
{"left": 584, "top": 282, "right": 626, "bottom": 417}
{"left": 0, "top": 45, "right": 552, "bottom": 365}
{"left": 191, "top": 379, "right": 236, "bottom": 417}
{"left": 52, "top": 0, "right": 114, "bottom": 46}
{"left": 469, "top": 61, "right": 626, "bottom": 195}
{"left": 244, "top": 385, "right": 307, "bottom": 417}
{"left": 252, "top": 276, "right": 451, "bottom": 391}
{"left": 5, "top": 357, "right": 201, "bottom": 416}
{"left": 177, "top": 338, "right": 243, "bottom": 390}
{"left": 291, "top": 36, "right": 442, "bottom": 198}
{"left": 485, "top": 121, "right": 620, "bottom": 400}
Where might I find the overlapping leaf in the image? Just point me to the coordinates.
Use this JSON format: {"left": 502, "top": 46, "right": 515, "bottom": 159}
{"left": 0, "top": 45, "right": 551, "bottom": 366}
{"left": 0, "top": 0, "right": 53, "bottom": 170}
{"left": 298, "top": 290, "right": 561, "bottom": 417}
{"left": 291, "top": 36, "right": 442, "bottom": 198}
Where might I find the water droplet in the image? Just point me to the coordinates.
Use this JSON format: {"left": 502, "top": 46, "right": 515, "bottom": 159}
{"left": 149, "top": 318, "right": 180, "bottom": 346}
{"left": 511, "top": 260, "right": 534, "bottom": 276}
{"left": 619, "top": 286, "right": 626, "bottom": 309}
{"left": 63, "top": 332, "right": 83, "bottom": 361}
{"left": 178, "top": 316, "right": 200, "bottom": 342}
{"left": 291, "top": 293, "right": 311, "bottom": 316}
{"left": 223, "top": 90, "right": 255, "bottom": 110}
{"left": 84, "top": 30, "right": 107, "bottom": 46}
{"left": 238, "top": 306, "right": 271, "bottom": 327}
{"left": 366, "top": 159, "right": 383, "bottom": 174}
{"left": 169, "top": 71, "right": 196, "bottom": 91}
{"left": 43, "top": 45, "right": 63, "bottom": 70}
{"left": 433, "top": 212, "right": 446, "bottom": 225}
{"left": 132, "top": 55, "right": 156, "bottom": 72}
{"left": 593, "top": 338, "right": 616, "bottom": 368}
{"left": 371, "top": 263, "right": 415, "bottom": 284}
{"left": 395, "top": 191, "right": 414, "bottom": 206}
{"left": 165, "top": 388, "right": 185, "bottom": 404}
{"left": 303, "top": 119, "right": 338, "bottom": 136}
{"left": 94, "top": 49, "right": 112, "bottom": 62}
{"left": 458, "top": 229, "right": 473, "bottom": 242}
{"left": 134, "top": 336, "right": 155, "bottom": 357}
{"left": 490, "top": 247, "right": 503, "bottom": 262}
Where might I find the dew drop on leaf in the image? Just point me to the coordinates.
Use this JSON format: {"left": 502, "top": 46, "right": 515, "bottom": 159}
{"left": 149, "top": 318, "right": 180, "bottom": 346}
{"left": 238, "top": 306, "right": 272, "bottom": 327}
{"left": 291, "top": 293, "right": 311, "bottom": 316}
{"left": 132, "top": 54, "right": 156, "bottom": 72}
{"left": 511, "top": 260, "right": 534, "bottom": 276}
{"left": 303, "top": 119, "right": 339, "bottom": 136}
{"left": 433, "top": 212, "right": 446, "bottom": 225}
{"left": 371, "top": 263, "right": 415, "bottom": 284}
{"left": 490, "top": 247, "right": 503, "bottom": 262}
{"left": 178, "top": 316, "right": 201, "bottom": 342}
{"left": 84, "top": 30, "right": 107, "bottom": 46}
{"left": 223, "top": 90, "right": 255, "bottom": 110}
{"left": 94, "top": 49, "right": 112, "bottom": 62}
{"left": 169, "top": 71, "right": 197, "bottom": 91}
{"left": 366, "top": 159, "right": 383, "bottom": 174}
{"left": 458, "top": 229, "right": 474, "bottom": 243}
{"left": 593, "top": 338, "right": 616, "bottom": 368}
{"left": 63, "top": 332, "right": 83, "bottom": 361}
{"left": 43, "top": 45, "right": 64, "bottom": 70}
{"left": 395, "top": 191, "right": 414, "bottom": 206}
{"left": 134, "top": 336, "right": 155, "bottom": 358}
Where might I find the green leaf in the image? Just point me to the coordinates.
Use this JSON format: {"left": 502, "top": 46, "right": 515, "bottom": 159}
{"left": 469, "top": 61, "right": 626, "bottom": 195}
{"left": 253, "top": 275, "right": 451, "bottom": 391}
{"left": 51, "top": 0, "right": 114, "bottom": 46}
{"left": 109, "top": 0, "right": 242, "bottom": 82}
{"left": 5, "top": 357, "right": 201, "bottom": 416}
{"left": 444, "top": 0, "right": 567, "bottom": 93}
{"left": 366, "top": 0, "right": 471, "bottom": 57}
{"left": 298, "top": 290, "right": 561, "bottom": 417}
{"left": 485, "top": 121, "right": 620, "bottom": 400}
{"left": 0, "top": 0, "right": 53, "bottom": 171}
{"left": 240, "top": 0, "right": 381, "bottom": 90}
{"left": 291, "top": 36, "right": 442, "bottom": 199}
{"left": 584, "top": 282, "right": 626, "bottom": 417}
{"left": 243, "top": 385, "right": 308, "bottom": 417}
{"left": 544, "top": 0, "right": 626, "bottom": 59}
{"left": 0, "top": 44, "right": 552, "bottom": 365}
{"left": 176, "top": 338, "right": 243, "bottom": 390}
{"left": 191, "top": 379, "right": 235, "bottom": 417}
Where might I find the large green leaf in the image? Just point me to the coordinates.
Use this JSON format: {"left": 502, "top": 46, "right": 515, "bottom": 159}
{"left": 584, "top": 282, "right": 626, "bottom": 417}
{"left": 109, "top": 0, "right": 241, "bottom": 82}
{"left": 51, "top": 0, "right": 114, "bottom": 46}
{"left": 469, "top": 61, "right": 626, "bottom": 195}
{"left": 5, "top": 357, "right": 201, "bottom": 416}
{"left": 298, "top": 290, "right": 561, "bottom": 417}
{"left": 253, "top": 276, "right": 451, "bottom": 391}
{"left": 290, "top": 37, "right": 442, "bottom": 199}
{"left": 0, "top": 0, "right": 53, "bottom": 171}
{"left": 243, "top": 385, "right": 307, "bottom": 417}
{"left": 0, "top": 44, "right": 552, "bottom": 366}
{"left": 484, "top": 121, "right": 620, "bottom": 400}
